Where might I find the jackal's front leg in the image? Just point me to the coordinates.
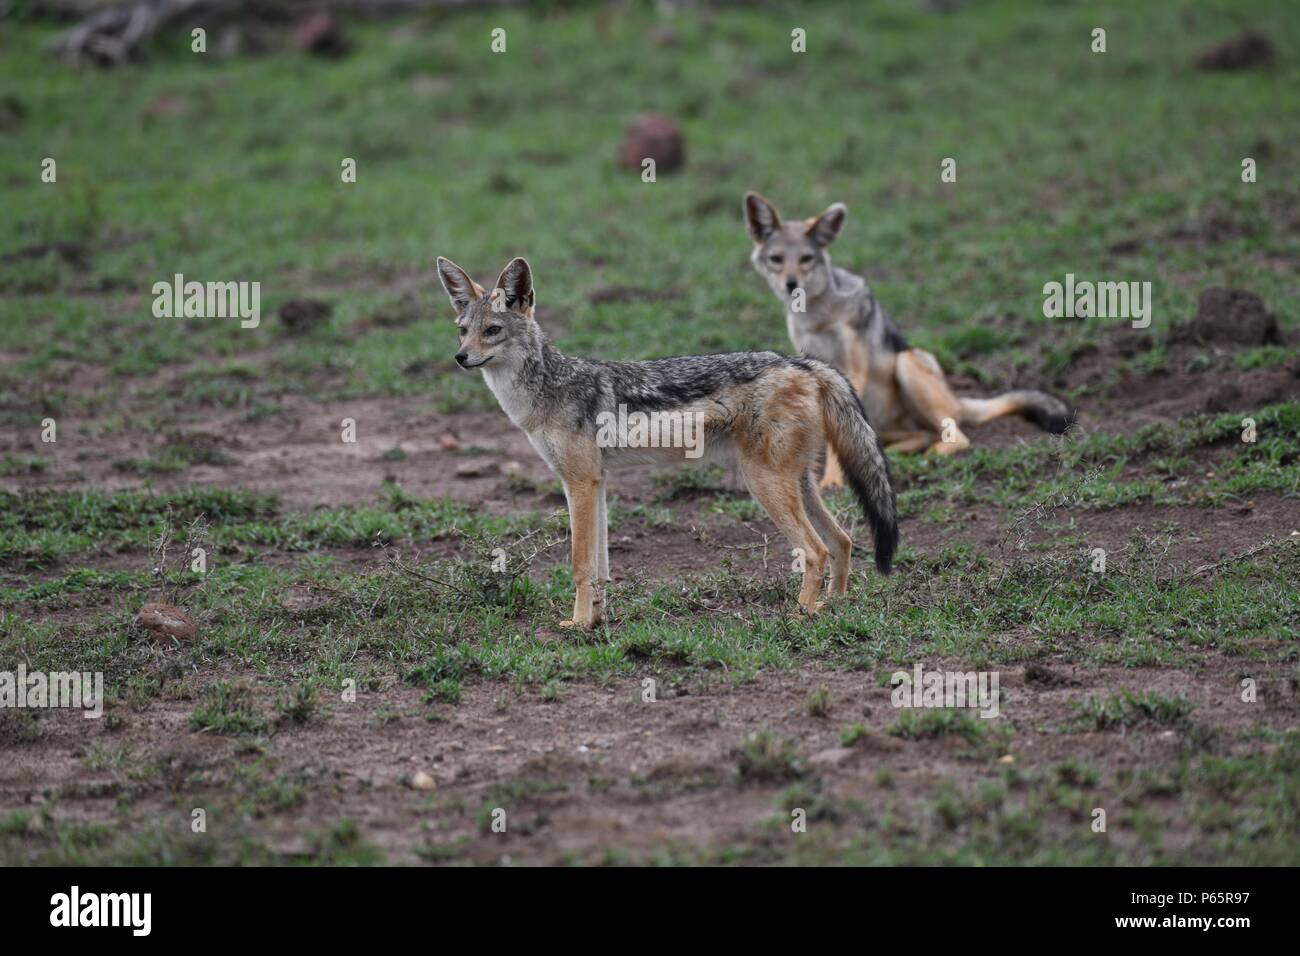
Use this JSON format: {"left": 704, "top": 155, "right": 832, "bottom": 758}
{"left": 560, "top": 477, "right": 602, "bottom": 630}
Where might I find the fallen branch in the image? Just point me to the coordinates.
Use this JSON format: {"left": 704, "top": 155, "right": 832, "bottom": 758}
{"left": 1191, "top": 537, "right": 1291, "bottom": 577}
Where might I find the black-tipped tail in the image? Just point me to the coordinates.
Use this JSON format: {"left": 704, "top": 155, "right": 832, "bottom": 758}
{"left": 1017, "top": 391, "right": 1077, "bottom": 435}
{"left": 814, "top": 366, "right": 899, "bottom": 575}
{"left": 845, "top": 462, "right": 899, "bottom": 575}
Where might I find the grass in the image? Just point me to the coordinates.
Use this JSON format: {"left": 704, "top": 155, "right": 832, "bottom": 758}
{"left": 1, "top": 0, "right": 1297, "bottom": 421}
{"left": 888, "top": 708, "right": 986, "bottom": 744}
{"left": 1073, "top": 690, "right": 1196, "bottom": 732}
{"left": 188, "top": 682, "right": 270, "bottom": 736}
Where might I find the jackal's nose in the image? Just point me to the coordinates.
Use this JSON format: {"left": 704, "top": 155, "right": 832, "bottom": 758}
{"left": 455, "top": 352, "right": 469, "bottom": 367}
{"left": 785, "top": 278, "right": 799, "bottom": 292}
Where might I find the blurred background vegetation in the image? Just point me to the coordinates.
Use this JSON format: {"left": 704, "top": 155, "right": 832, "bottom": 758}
{"left": 1, "top": 0, "right": 1295, "bottom": 418}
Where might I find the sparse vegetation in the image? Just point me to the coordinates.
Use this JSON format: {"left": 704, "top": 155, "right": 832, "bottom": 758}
{"left": 1, "top": 0, "right": 1296, "bottom": 866}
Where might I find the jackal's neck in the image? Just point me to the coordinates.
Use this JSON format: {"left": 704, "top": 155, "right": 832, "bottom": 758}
{"left": 798, "top": 258, "right": 866, "bottom": 315}
{"left": 514, "top": 326, "right": 571, "bottom": 389}
{"left": 481, "top": 324, "right": 573, "bottom": 429}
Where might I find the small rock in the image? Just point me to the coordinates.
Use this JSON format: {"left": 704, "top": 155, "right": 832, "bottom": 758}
{"left": 439, "top": 433, "right": 462, "bottom": 451}
{"left": 135, "top": 603, "right": 198, "bottom": 643}
{"left": 810, "top": 747, "right": 855, "bottom": 768}
{"left": 293, "top": 11, "right": 351, "bottom": 58}
{"left": 616, "top": 113, "right": 685, "bottom": 174}
{"left": 1196, "top": 31, "right": 1276, "bottom": 71}
{"left": 997, "top": 754, "right": 1015, "bottom": 765}
{"left": 409, "top": 771, "right": 436, "bottom": 791}
{"left": 455, "top": 460, "right": 499, "bottom": 479}
{"left": 278, "top": 299, "right": 332, "bottom": 334}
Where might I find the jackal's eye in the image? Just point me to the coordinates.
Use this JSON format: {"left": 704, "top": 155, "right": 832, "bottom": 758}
{"left": 457, "top": 326, "right": 466, "bottom": 337}
{"left": 799, "top": 254, "right": 815, "bottom": 265}
{"left": 484, "top": 325, "right": 503, "bottom": 337}
{"left": 768, "top": 254, "right": 784, "bottom": 266}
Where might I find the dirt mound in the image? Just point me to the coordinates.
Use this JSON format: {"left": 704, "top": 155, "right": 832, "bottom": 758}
{"left": 1195, "top": 31, "right": 1276, "bottom": 71}
{"left": 1054, "top": 315, "right": 1296, "bottom": 426}
{"left": 293, "top": 11, "right": 351, "bottom": 59}
{"left": 1024, "top": 662, "right": 1080, "bottom": 688}
{"left": 617, "top": 114, "right": 685, "bottom": 175}
{"left": 1168, "top": 288, "right": 1281, "bottom": 347}
{"left": 279, "top": 299, "right": 333, "bottom": 334}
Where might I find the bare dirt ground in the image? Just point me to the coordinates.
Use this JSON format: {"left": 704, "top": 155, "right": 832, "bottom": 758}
{"left": 8, "top": 654, "right": 1300, "bottom": 865}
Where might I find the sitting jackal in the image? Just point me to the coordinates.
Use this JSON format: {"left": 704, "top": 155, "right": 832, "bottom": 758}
{"left": 744, "top": 192, "right": 1075, "bottom": 487}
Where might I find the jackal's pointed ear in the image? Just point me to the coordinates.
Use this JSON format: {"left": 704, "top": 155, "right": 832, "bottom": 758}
{"left": 806, "top": 203, "right": 847, "bottom": 248}
{"left": 437, "top": 257, "right": 485, "bottom": 314}
{"left": 492, "top": 257, "right": 534, "bottom": 314}
{"left": 744, "top": 192, "right": 782, "bottom": 243}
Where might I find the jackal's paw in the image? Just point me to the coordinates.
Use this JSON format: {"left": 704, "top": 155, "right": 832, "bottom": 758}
{"left": 559, "top": 618, "right": 593, "bottom": 631}
{"left": 818, "top": 476, "right": 843, "bottom": 491}
{"left": 798, "top": 600, "right": 826, "bottom": 617}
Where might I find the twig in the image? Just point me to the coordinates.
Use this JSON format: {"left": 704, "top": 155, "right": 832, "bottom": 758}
{"left": 1191, "top": 538, "right": 1289, "bottom": 577}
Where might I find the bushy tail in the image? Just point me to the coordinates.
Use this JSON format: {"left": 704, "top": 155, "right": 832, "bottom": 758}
{"left": 812, "top": 364, "right": 899, "bottom": 574}
{"left": 960, "top": 390, "right": 1077, "bottom": 435}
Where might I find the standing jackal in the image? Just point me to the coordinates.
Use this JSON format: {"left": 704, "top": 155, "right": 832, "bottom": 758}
{"left": 437, "top": 256, "right": 899, "bottom": 630}
{"left": 744, "top": 192, "right": 1076, "bottom": 487}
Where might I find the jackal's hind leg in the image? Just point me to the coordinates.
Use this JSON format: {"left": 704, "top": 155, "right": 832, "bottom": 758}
{"left": 880, "top": 429, "right": 937, "bottom": 454}
{"left": 596, "top": 477, "right": 610, "bottom": 583}
{"left": 894, "top": 349, "right": 970, "bottom": 454}
{"left": 588, "top": 476, "right": 609, "bottom": 622}
{"left": 801, "top": 471, "right": 852, "bottom": 598}
{"left": 819, "top": 446, "right": 845, "bottom": 490}
{"left": 742, "top": 460, "right": 829, "bottom": 613}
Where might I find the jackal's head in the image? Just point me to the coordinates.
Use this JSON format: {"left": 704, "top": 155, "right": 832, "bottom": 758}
{"left": 743, "top": 192, "right": 846, "bottom": 304}
{"left": 436, "top": 256, "right": 541, "bottom": 371}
